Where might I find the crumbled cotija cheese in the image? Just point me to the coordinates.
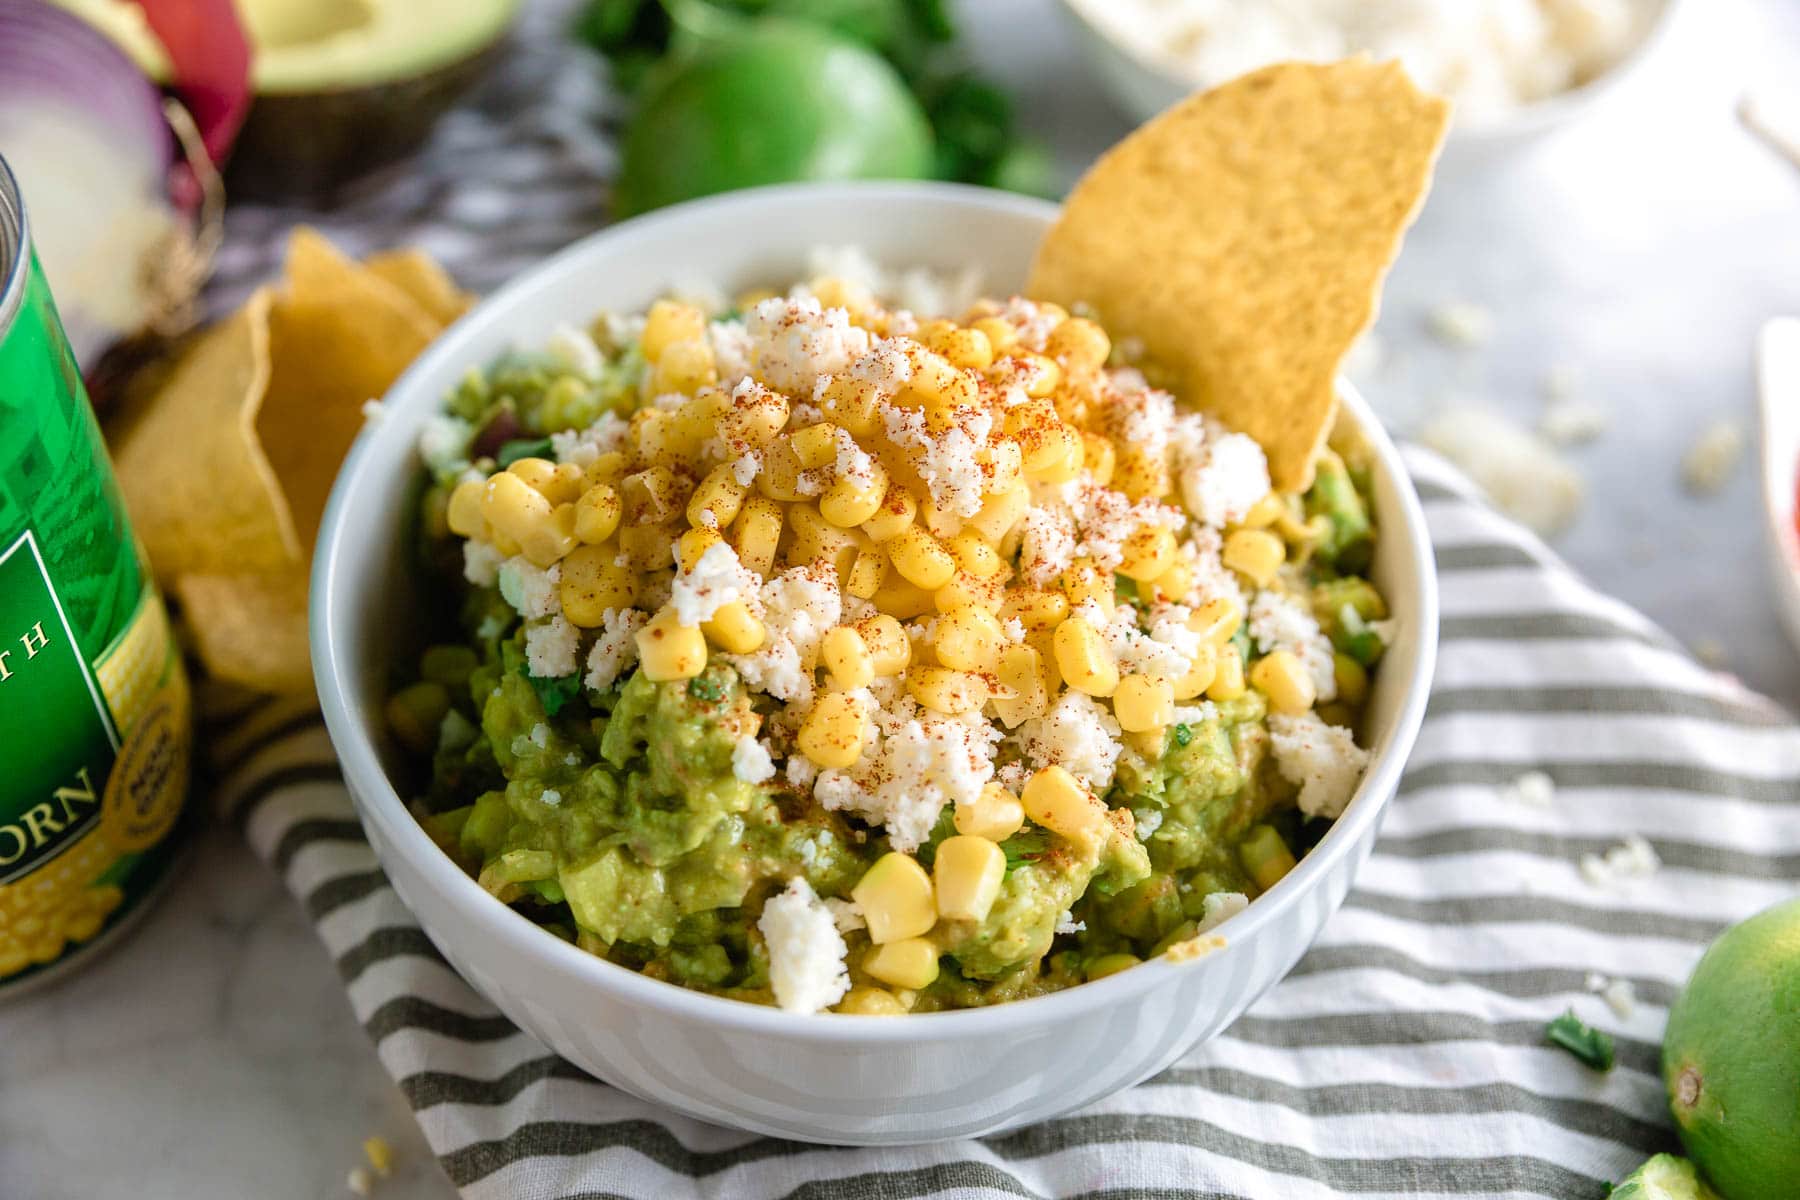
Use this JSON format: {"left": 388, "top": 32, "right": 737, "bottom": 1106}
{"left": 417, "top": 414, "right": 474, "bottom": 475}
{"left": 462, "top": 540, "right": 504, "bottom": 587}
{"left": 732, "top": 736, "right": 777, "bottom": 784}
{"left": 816, "top": 698, "right": 998, "bottom": 852}
{"left": 1499, "top": 770, "right": 1556, "bottom": 808}
{"left": 1179, "top": 431, "right": 1270, "bottom": 528}
{"left": 1421, "top": 405, "right": 1584, "bottom": 535}
{"left": 1578, "top": 834, "right": 1661, "bottom": 888}
{"left": 747, "top": 295, "right": 873, "bottom": 394}
{"left": 546, "top": 322, "right": 604, "bottom": 379}
{"left": 725, "top": 566, "right": 842, "bottom": 705}
{"left": 584, "top": 608, "right": 649, "bottom": 691}
{"left": 550, "top": 411, "right": 629, "bottom": 468}
{"left": 525, "top": 616, "right": 582, "bottom": 678}
{"left": 1015, "top": 690, "right": 1124, "bottom": 791}
{"left": 1681, "top": 419, "right": 1745, "bottom": 496}
{"left": 1248, "top": 591, "right": 1337, "bottom": 701}
{"left": 671, "top": 541, "right": 758, "bottom": 627}
{"left": 1267, "top": 712, "right": 1369, "bottom": 819}
{"left": 1198, "top": 891, "right": 1248, "bottom": 932}
{"left": 758, "top": 878, "right": 851, "bottom": 1014}
{"left": 498, "top": 558, "right": 561, "bottom": 620}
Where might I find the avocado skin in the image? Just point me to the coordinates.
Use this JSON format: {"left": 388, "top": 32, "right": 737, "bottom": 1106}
{"left": 224, "top": 36, "right": 506, "bottom": 202}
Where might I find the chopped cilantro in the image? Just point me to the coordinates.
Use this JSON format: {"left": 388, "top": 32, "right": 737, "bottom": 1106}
{"left": 1001, "top": 829, "right": 1050, "bottom": 874}
{"left": 496, "top": 436, "right": 555, "bottom": 468}
{"left": 1173, "top": 723, "right": 1193, "bottom": 748}
{"left": 687, "top": 674, "right": 725, "bottom": 703}
{"left": 520, "top": 666, "right": 583, "bottom": 717}
{"left": 1545, "top": 1010, "right": 1615, "bottom": 1071}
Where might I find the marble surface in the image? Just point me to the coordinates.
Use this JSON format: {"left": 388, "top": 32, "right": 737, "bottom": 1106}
{"left": 4, "top": 2, "right": 1798, "bottom": 1197}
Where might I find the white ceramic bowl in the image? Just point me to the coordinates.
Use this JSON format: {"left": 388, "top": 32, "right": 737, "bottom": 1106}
{"left": 1056, "top": 0, "right": 1685, "bottom": 163}
{"left": 311, "top": 182, "right": 1439, "bottom": 1145}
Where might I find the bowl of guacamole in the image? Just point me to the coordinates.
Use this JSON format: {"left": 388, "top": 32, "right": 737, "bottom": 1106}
{"left": 311, "top": 183, "right": 1437, "bottom": 1143}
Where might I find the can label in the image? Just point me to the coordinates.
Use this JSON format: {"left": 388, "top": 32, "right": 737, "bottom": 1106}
{"left": 0, "top": 530, "right": 189, "bottom": 981}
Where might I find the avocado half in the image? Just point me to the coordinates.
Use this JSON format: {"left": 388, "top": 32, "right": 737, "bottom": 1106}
{"left": 54, "top": 0, "right": 520, "bottom": 199}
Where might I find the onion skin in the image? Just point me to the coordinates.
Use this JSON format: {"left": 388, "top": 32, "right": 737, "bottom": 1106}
{"left": 0, "top": 0, "right": 173, "bottom": 171}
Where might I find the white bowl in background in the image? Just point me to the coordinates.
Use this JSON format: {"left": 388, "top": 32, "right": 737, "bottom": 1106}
{"left": 311, "top": 181, "right": 1439, "bottom": 1145}
{"left": 1056, "top": 0, "right": 1686, "bottom": 163}
{"left": 1758, "top": 318, "right": 1800, "bottom": 655}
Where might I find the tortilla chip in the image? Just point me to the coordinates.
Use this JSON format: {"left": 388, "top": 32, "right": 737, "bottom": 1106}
{"left": 110, "top": 288, "right": 301, "bottom": 578}
{"left": 258, "top": 230, "right": 440, "bottom": 551}
{"left": 1028, "top": 59, "right": 1449, "bottom": 491}
{"left": 364, "top": 248, "right": 473, "bottom": 327}
{"left": 175, "top": 567, "right": 312, "bottom": 694}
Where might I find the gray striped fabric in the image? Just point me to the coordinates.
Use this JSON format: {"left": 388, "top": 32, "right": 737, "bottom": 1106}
{"left": 208, "top": 447, "right": 1800, "bottom": 1199}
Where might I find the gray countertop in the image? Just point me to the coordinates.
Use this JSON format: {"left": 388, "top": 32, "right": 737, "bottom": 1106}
{"left": 3, "top": 2, "right": 1797, "bottom": 1197}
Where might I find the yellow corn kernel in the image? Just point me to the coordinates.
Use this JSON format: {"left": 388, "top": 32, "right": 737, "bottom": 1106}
{"left": 1111, "top": 447, "right": 1171, "bottom": 502}
{"left": 446, "top": 479, "right": 486, "bottom": 537}
{"left": 507, "top": 456, "right": 559, "bottom": 494}
{"left": 821, "top": 626, "right": 875, "bottom": 689}
{"left": 971, "top": 315, "right": 1018, "bottom": 356}
{"left": 820, "top": 463, "right": 889, "bottom": 528}
{"left": 955, "top": 783, "right": 1026, "bottom": 841}
{"left": 861, "top": 489, "right": 917, "bottom": 542}
{"left": 851, "top": 853, "right": 936, "bottom": 943}
{"left": 934, "top": 324, "right": 994, "bottom": 371}
{"left": 1241, "top": 492, "right": 1285, "bottom": 529}
{"left": 573, "top": 484, "right": 623, "bottom": 544}
{"left": 1239, "top": 824, "right": 1298, "bottom": 892}
{"left": 687, "top": 464, "right": 749, "bottom": 530}
{"left": 1334, "top": 652, "right": 1369, "bottom": 706}
{"left": 816, "top": 373, "right": 881, "bottom": 437}
{"left": 788, "top": 422, "right": 840, "bottom": 470}
{"left": 864, "top": 937, "right": 940, "bottom": 989}
{"left": 906, "top": 665, "right": 985, "bottom": 715}
{"left": 965, "top": 483, "right": 1029, "bottom": 543}
{"left": 676, "top": 526, "right": 725, "bottom": 571}
{"left": 946, "top": 532, "right": 1001, "bottom": 579}
{"left": 845, "top": 547, "right": 888, "bottom": 599}
{"left": 904, "top": 350, "right": 979, "bottom": 411}
{"left": 621, "top": 465, "right": 681, "bottom": 526}
{"left": 785, "top": 502, "right": 861, "bottom": 578}
{"left": 1015, "top": 353, "right": 1061, "bottom": 399}
{"left": 482, "top": 470, "right": 553, "bottom": 546}
{"left": 933, "top": 570, "right": 1005, "bottom": 615}
{"left": 836, "top": 986, "right": 907, "bottom": 1015}
{"left": 1001, "top": 588, "right": 1070, "bottom": 632}
{"left": 1250, "top": 649, "right": 1317, "bottom": 714}
{"left": 1127, "top": 727, "right": 1166, "bottom": 758}
{"left": 618, "top": 521, "right": 676, "bottom": 570}
{"left": 1079, "top": 433, "right": 1116, "bottom": 487}
{"left": 991, "top": 644, "right": 1049, "bottom": 727}
{"left": 583, "top": 450, "right": 628, "bottom": 489}
{"left": 886, "top": 525, "right": 957, "bottom": 590}
{"left": 933, "top": 836, "right": 1005, "bottom": 922}
{"left": 1023, "top": 422, "right": 1082, "bottom": 477}
{"left": 855, "top": 613, "right": 910, "bottom": 675}
{"left": 1118, "top": 525, "right": 1178, "bottom": 583}
{"left": 1113, "top": 673, "right": 1174, "bottom": 732}
{"left": 1170, "top": 643, "right": 1219, "bottom": 701}
{"left": 1021, "top": 765, "right": 1107, "bottom": 845}
{"left": 1145, "top": 559, "right": 1194, "bottom": 606}
{"left": 1045, "top": 316, "right": 1111, "bottom": 371}
{"left": 1207, "top": 650, "right": 1247, "bottom": 701}
{"left": 1053, "top": 615, "right": 1119, "bottom": 697}
{"left": 935, "top": 606, "right": 1004, "bottom": 672}
{"left": 754, "top": 440, "right": 813, "bottom": 503}
{"left": 635, "top": 609, "right": 708, "bottom": 681}
{"left": 730, "top": 496, "right": 784, "bottom": 577}
{"left": 520, "top": 504, "right": 579, "bottom": 568}
{"left": 651, "top": 337, "right": 717, "bottom": 395}
{"left": 1188, "top": 596, "right": 1243, "bottom": 646}
{"left": 798, "top": 691, "right": 871, "bottom": 769}
{"left": 642, "top": 299, "right": 706, "bottom": 361}
{"left": 1222, "top": 528, "right": 1286, "bottom": 586}
{"left": 719, "top": 385, "right": 789, "bottom": 449}
{"left": 560, "top": 545, "right": 637, "bottom": 625}
{"left": 1061, "top": 558, "right": 1115, "bottom": 610}
{"left": 1086, "top": 952, "right": 1140, "bottom": 981}
{"left": 702, "top": 600, "right": 765, "bottom": 654}
{"left": 872, "top": 577, "right": 935, "bottom": 619}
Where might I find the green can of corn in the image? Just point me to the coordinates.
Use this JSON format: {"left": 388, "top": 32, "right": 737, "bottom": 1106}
{"left": 0, "top": 154, "right": 192, "bottom": 995}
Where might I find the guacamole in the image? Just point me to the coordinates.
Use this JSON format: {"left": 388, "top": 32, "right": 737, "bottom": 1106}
{"left": 392, "top": 256, "right": 1391, "bottom": 1014}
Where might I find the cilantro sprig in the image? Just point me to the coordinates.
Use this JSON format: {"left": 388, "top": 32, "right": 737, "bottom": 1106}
{"left": 1545, "top": 1010, "right": 1615, "bottom": 1071}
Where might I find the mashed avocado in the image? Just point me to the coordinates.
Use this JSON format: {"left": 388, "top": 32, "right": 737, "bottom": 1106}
{"left": 392, "top": 271, "right": 1390, "bottom": 1013}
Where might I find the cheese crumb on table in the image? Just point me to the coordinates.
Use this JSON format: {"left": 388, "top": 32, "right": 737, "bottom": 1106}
{"left": 1498, "top": 770, "right": 1555, "bottom": 809}
{"left": 1578, "top": 834, "right": 1661, "bottom": 888}
{"left": 1426, "top": 300, "right": 1494, "bottom": 349}
{"left": 1421, "top": 406, "right": 1584, "bottom": 535}
{"left": 1681, "top": 418, "right": 1745, "bottom": 496}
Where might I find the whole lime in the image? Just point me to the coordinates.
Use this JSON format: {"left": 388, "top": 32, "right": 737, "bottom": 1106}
{"left": 1662, "top": 897, "right": 1800, "bottom": 1200}
{"left": 615, "top": 20, "right": 933, "bottom": 215}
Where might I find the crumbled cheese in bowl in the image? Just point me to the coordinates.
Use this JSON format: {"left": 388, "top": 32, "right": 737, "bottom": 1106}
{"left": 395, "top": 250, "right": 1398, "bottom": 1015}
{"left": 1071, "top": 0, "right": 1664, "bottom": 127}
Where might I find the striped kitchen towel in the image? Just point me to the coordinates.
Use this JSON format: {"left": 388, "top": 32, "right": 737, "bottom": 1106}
{"left": 207, "top": 446, "right": 1800, "bottom": 1200}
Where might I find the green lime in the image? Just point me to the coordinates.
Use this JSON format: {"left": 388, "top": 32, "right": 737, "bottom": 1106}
{"left": 1609, "top": 1154, "right": 1721, "bottom": 1199}
{"left": 1662, "top": 897, "right": 1800, "bottom": 1200}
